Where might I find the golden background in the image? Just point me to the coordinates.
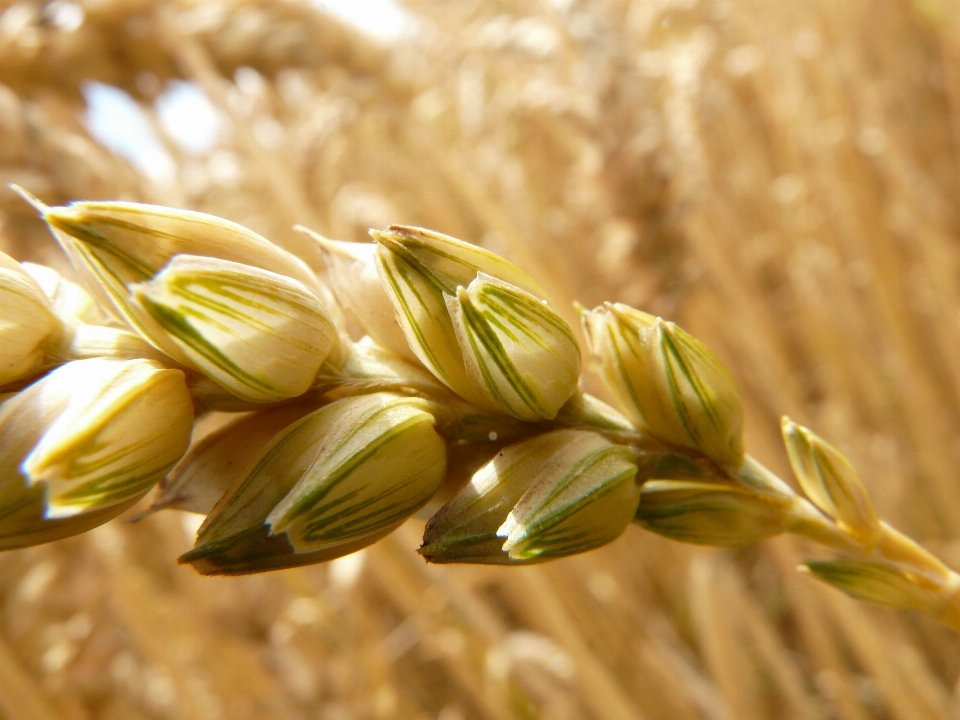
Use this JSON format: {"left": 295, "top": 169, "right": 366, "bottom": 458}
{"left": 1, "top": 0, "right": 959, "bottom": 717}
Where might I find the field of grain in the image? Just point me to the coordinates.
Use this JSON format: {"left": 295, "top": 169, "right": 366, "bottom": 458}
{"left": 2, "top": 1, "right": 960, "bottom": 718}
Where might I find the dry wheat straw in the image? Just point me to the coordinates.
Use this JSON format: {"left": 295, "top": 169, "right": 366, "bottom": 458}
{"left": 3, "top": 0, "right": 960, "bottom": 718}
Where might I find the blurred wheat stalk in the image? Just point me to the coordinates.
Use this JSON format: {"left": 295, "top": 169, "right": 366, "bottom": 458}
{"left": 3, "top": 0, "right": 960, "bottom": 718}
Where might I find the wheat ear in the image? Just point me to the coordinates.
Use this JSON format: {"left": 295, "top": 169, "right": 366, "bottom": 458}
{"left": 2, "top": 193, "right": 957, "bottom": 630}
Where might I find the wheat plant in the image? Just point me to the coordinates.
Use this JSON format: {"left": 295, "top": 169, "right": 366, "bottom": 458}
{"left": 2, "top": 186, "right": 957, "bottom": 634}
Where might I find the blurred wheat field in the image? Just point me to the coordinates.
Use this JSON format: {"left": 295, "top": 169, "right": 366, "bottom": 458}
{"left": 2, "top": 0, "right": 960, "bottom": 717}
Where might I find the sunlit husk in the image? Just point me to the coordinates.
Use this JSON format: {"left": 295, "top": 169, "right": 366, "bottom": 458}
{"left": 0, "top": 251, "right": 63, "bottom": 385}
{"left": 43, "top": 201, "right": 320, "bottom": 289}
{"left": 581, "top": 302, "right": 744, "bottom": 465}
{"left": 267, "top": 394, "right": 446, "bottom": 552}
{"left": 41, "top": 201, "right": 322, "bottom": 363}
{"left": 422, "top": 429, "right": 638, "bottom": 563}
{"left": 132, "top": 254, "right": 338, "bottom": 402}
{"left": 18, "top": 358, "right": 194, "bottom": 518}
{"left": 372, "top": 225, "right": 547, "bottom": 409}
{"left": 0, "top": 358, "right": 193, "bottom": 547}
{"left": 498, "top": 431, "right": 639, "bottom": 560}
{"left": 374, "top": 235, "right": 486, "bottom": 407}
{"left": 182, "top": 393, "right": 445, "bottom": 573}
{"left": 448, "top": 274, "right": 580, "bottom": 421}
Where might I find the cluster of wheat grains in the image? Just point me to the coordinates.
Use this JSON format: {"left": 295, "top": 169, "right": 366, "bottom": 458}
{"left": 2, "top": 0, "right": 960, "bottom": 718}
